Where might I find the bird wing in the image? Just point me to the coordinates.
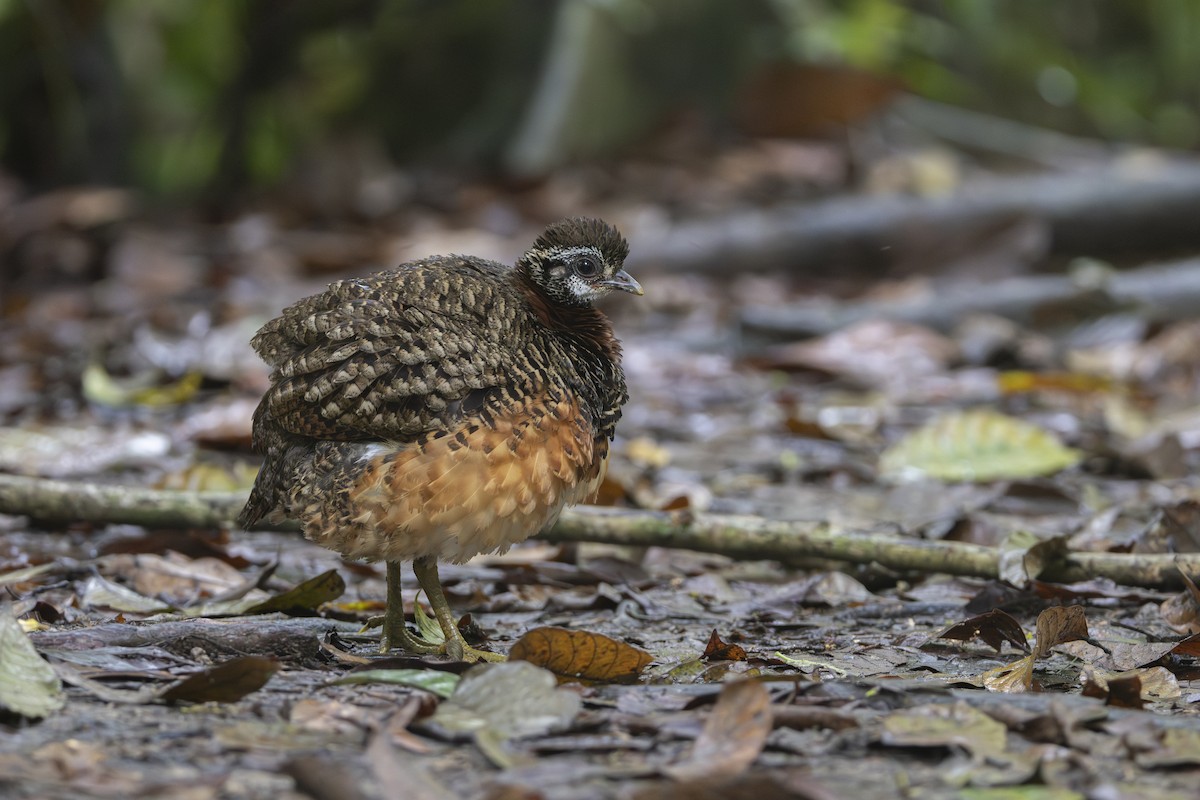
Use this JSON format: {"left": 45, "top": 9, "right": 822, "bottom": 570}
{"left": 251, "top": 262, "right": 524, "bottom": 445}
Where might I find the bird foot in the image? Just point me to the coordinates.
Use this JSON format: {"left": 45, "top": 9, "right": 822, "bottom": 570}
{"left": 365, "top": 614, "right": 443, "bottom": 655}
{"left": 364, "top": 615, "right": 503, "bottom": 661}
{"left": 451, "top": 641, "right": 506, "bottom": 663}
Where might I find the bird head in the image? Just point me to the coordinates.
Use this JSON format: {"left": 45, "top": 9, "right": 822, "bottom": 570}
{"left": 519, "top": 218, "right": 642, "bottom": 307}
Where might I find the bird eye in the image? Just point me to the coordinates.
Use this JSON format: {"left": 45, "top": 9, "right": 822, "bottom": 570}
{"left": 573, "top": 256, "right": 601, "bottom": 278}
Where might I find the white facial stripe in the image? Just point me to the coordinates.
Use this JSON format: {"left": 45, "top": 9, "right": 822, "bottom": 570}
{"left": 565, "top": 273, "right": 595, "bottom": 300}
{"left": 556, "top": 246, "right": 603, "bottom": 263}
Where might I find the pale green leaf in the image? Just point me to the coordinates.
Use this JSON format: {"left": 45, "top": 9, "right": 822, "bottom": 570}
{"left": 330, "top": 668, "right": 459, "bottom": 699}
{"left": 880, "top": 409, "right": 1081, "bottom": 483}
{"left": 0, "top": 614, "right": 65, "bottom": 719}
{"left": 424, "top": 661, "right": 581, "bottom": 741}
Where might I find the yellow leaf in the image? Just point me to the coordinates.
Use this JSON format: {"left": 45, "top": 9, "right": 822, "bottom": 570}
{"left": 880, "top": 409, "right": 1081, "bottom": 482}
{"left": 83, "top": 364, "right": 203, "bottom": 407}
{"left": 979, "top": 654, "right": 1034, "bottom": 693}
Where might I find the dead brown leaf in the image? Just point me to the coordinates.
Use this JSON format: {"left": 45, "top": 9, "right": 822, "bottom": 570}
{"left": 937, "top": 609, "right": 1030, "bottom": 653}
{"left": 508, "top": 626, "right": 652, "bottom": 683}
{"left": 1160, "top": 569, "right": 1200, "bottom": 635}
{"left": 1081, "top": 668, "right": 1144, "bottom": 709}
{"left": 701, "top": 629, "right": 747, "bottom": 662}
{"left": 159, "top": 656, "right": 279, "bottom": 704}
{"left": 975, "top": 605, "right": 1091, "bottom": 692}
{"left": 998, "top": 532, "right": 1072, "bottom": 586}
{"left": 244, "top": 568, "right": 345, "bottom": 615}
{"left": 665, "top": 679, "right": 772, "bottom": 782}
{"left": 1033, "top": 605, "right": 1090, "bottom": 659}
{"left": 1081, "top": 666, "right": 1180, "bottom": 709}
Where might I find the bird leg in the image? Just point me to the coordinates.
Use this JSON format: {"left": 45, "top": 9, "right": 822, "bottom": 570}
{"left": 411, "top": 555, "right": 504, "bottom": 663}
{"left": 380, "top": 560, "right": 441, "bottom": 655}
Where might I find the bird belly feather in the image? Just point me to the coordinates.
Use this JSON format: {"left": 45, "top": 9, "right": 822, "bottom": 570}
{"left": 291, "top": 389, "right": 606, "bottom": 564}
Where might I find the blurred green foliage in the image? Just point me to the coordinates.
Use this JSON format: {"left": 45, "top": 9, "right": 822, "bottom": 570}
{"left": 1, "top": 0, "right": 1197, "bottom": 197}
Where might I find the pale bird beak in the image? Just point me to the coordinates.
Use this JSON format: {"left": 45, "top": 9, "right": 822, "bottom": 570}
{"left": 602, "top": 269, "right": 643, "bottom": 296}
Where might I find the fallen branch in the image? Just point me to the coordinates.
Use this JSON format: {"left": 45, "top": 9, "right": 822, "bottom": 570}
{"left": 1, "top": 474, "right": 1194, "bottom": 589}
{"left": 0, "top": 474, "right": 251, "bottom": 530}
{"left": 630, "top": 159, "right": 1200, "bottom": 276}
{"left": 29, "top": 617, "right": 356, "bottom": 666}
{"left": 551, "top": 507, "right": 1196, "bottom": 589}
{"left": 740, "top": 254, "right": 1200, "bottom": 337}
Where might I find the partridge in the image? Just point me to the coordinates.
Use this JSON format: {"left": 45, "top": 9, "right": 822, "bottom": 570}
{"left": 239, "top": 218, "right": 641, "bottom": 661}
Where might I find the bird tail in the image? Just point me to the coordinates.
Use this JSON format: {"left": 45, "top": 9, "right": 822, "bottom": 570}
{"left": 237, "top": 470, "right": 277, "bottom": 530}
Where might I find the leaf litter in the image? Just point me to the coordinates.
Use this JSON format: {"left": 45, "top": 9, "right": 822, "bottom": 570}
{"left": 5, "top": 155, "right": 1200, "bottom": 799}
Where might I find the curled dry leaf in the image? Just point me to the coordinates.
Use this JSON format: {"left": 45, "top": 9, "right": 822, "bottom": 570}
{"left": 979, "top": 654, "right": 1035, "bottom": 693}
{"left": 1081, "top": 666, "right": 1180, "bottom": 709}
{"left": 936, "top": 609, "right": 1029, "bottom": 653}
{"left": 1081, "top": 667, "right": 1144, "bottom": 709}
{"left": 998, "top": 532, "right": 1070, "bottom": 587}
{"left": 665, "top": 679, "right": 773, "bottom": 782}
{"left": 976, "top": 605, "right": 1090, "bottom": 693}
{"left": 756, "top": 319, "right": 957, "bottom": 389}
{"left": 1033, "top": 605, "right": 1089, "bottom": 659}
{"left": 1159, "top": 569, "right": 1200, "bottom": 635}
{"left": 159, "top": 655, "right": 280, "bottom": 704}
{"left": 509, "top": 626, "right": 653, "bottom": 682}
{"left": 701, "top": 629, "right": 747, "bottom": 662}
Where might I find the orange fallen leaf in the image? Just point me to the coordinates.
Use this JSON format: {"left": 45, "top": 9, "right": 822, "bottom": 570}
{"left": 701, "top": 629, "right": 747, "bottom": 662}
{"left": 508, "top": 627, "right": 652, "bottom": 683}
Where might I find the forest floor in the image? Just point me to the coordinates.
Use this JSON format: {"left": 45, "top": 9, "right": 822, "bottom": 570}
{"left": 4, "top": 135, "right": 1200, "bottom": 799}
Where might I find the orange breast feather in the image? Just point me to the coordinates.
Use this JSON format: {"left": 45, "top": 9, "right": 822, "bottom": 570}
{"left": 319, "top": 389, "right": 606, "bottom": 563}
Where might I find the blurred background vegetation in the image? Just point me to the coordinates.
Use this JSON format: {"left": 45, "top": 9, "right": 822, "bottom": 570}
{"left": 1, "top": 0, "right": 1198, "bottom": 203}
